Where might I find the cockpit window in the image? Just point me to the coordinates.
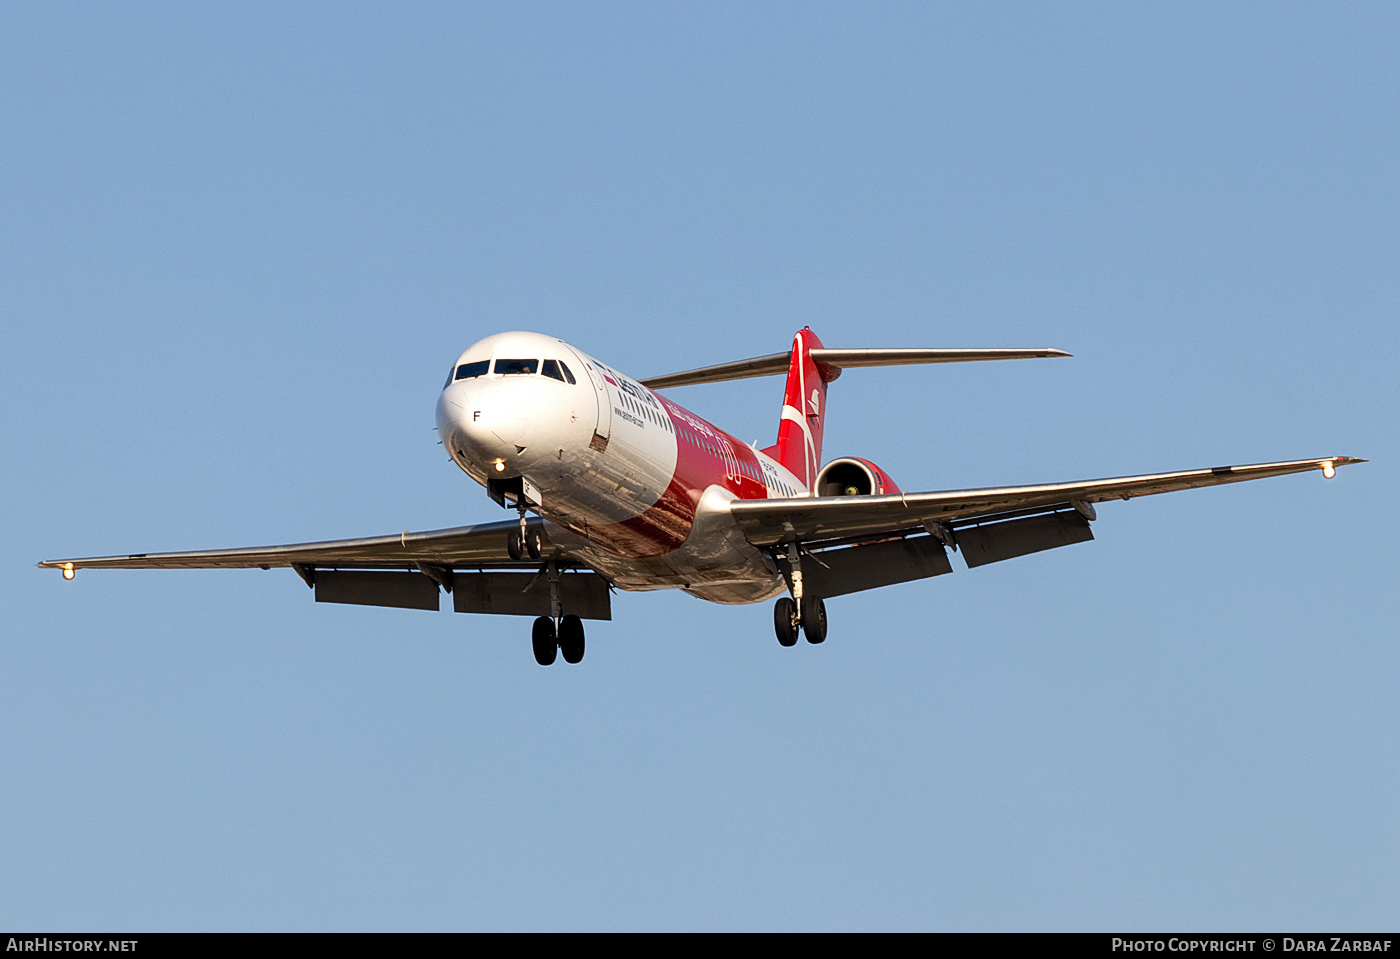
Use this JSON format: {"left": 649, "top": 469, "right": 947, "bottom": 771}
{"left": 495, "top": 358, "right": 538, "bottom": 375}
{"left": 454, "top": 360, "right": 490, "bottom": 381}
{"left": 541, "top": 359, "right": 567, "bottom": 382}
{"left": 557, "top": 361, "right": 577, "bottom": 384}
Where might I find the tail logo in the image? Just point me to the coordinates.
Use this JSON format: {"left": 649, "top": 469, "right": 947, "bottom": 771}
{"left": 808, "top": 388, "right": 821, "bottom": 417}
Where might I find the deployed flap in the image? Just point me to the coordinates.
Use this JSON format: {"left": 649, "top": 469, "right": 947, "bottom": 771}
{"left": 728, "top": 456, "right": 1362, "bottom": 548}
{"left": 957, "top": 513, "right": 1093, "bottom": 568}
{"left": 452, "top": 572, "right": 612, "bottom": 620}
{"left": 315, "top": 571, "right": 441, "bottom": 610}
{"left": 778, "top": 536, "right": 953, "bottom": 598}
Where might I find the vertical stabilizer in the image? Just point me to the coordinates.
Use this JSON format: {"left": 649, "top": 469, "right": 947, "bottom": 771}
{"left": 762, "top": 328, "right": 837, "bottom": 490}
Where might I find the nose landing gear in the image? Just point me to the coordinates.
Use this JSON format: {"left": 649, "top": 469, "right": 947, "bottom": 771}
{"left": 507, "top": 526, "right": 544, "bottom": 561}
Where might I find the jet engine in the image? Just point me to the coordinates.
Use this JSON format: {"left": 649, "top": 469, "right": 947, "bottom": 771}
{"left": 814, "top": 457, "right": 902, "bottom": 497}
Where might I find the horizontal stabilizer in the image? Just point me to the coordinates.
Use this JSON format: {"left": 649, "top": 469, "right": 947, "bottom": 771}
{"left": 640, "top": 347, "right": 1070, "bottom": 389}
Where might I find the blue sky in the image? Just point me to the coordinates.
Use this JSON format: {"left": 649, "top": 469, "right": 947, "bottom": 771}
{"left": 2, "top": 2, "right": 1396, "bottom": 930}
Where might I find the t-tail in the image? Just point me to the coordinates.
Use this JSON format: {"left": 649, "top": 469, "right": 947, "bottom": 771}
{"left": 762, "top": 328, "right": 839, "bottom": 490}
{"left": 638, "top": 331, "right": 1073, "bottom": 492}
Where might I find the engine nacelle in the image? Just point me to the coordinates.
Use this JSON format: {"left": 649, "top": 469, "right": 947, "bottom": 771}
{"left": 814, "top": 457, "right": 902, "bottom": 497}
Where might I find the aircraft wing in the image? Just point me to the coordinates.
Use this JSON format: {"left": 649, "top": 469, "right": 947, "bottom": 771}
{"left": 730, "top": 455, "right": 1363, "bottom": 548}
{"left": 37, "top": 515, "right": 615, "bottom": 618}
{"left": 38, "top": 516, "right": 548, "bottom": 572}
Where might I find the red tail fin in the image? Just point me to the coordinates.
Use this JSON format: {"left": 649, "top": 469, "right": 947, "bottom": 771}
{"left": 762, "top": 328, "right": 837, "bottom": 490}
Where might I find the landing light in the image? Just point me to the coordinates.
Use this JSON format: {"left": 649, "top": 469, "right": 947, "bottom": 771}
{"left": 1323, "top": 461, "right": 1336, "bottom": 479}
{"left": 62, "top": 563, "right": 75, "bottom": 580}
{"left": 494, "top": 459, "right": 506, "bottom": 472}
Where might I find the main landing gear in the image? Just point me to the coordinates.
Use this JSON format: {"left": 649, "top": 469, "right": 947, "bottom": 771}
{"left": 528, "top": 557, "right": 585, "bottom": 666}
{"left": 774, "top": 596, "right": 827, "bottom": 646}
{"left": 773, "top": 541, "right": 828, "bottom": 647}
{"left": 533, "top": 614, "right": 585, "bottom": 666}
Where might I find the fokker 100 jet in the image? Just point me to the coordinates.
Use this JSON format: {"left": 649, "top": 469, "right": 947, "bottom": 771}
{"left": 42, "top": 329, "right": 1361, "bottom": 665}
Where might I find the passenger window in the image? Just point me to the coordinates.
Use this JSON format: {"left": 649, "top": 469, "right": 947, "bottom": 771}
{"left": 495, "top": 359, "right": 538, "bottom": 375}
{"left": 557, "top": 361, "right": 577, "bottom": 385}
{"left": 454, "top": 360, "right": 490, "bottom": 381}
{"left": 542, "top": 359, "right": 566, "bottom": 382}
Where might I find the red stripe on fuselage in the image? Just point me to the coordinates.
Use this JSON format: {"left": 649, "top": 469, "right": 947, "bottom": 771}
{"left": 579, "top": 396, "right": 771, "bottom": 558}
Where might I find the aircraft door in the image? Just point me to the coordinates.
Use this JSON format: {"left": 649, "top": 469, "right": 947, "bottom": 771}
{"left": 719, "top": 437, "right": 740, "bottom": 484}
{"left": 563, "top": 345, "right": 611, "bottom": 451}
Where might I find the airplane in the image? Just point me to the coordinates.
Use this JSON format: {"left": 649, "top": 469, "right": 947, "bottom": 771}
{"left": 40, "top": 328, "right": 1362, "bottom": 665}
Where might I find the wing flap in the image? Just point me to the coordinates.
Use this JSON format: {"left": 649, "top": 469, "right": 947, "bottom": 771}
{"left": 730, "top": 456, "right": 1362, "bottom": 547}
{"left": 957, "top": 512, "right": 1094, "bottom": 568}
{"left": 777, "top": 537, "right": 954, "bottom": 597}
{"left": 315, "top": 570, "right": 442, "bottom": 610}
{"left": 451, "top": 572, "right": 612, "bottom": 620}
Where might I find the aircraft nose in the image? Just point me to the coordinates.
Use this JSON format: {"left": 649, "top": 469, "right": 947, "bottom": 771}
{"left": 437, "top": 377, "right": 535, "bottom": 466}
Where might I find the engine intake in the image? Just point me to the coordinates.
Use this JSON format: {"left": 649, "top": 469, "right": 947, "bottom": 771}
{"left": 815, "top": 457, "right": 902, "bottom": 497}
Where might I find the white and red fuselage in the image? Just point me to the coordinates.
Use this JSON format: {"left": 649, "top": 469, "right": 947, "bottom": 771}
{"left": 437, "top": 330, "right": 852, "bottom": 604}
